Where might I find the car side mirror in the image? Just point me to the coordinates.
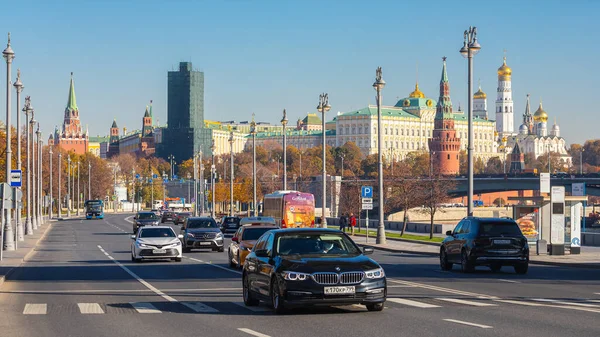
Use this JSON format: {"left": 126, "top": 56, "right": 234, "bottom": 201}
{"left": 446, "top": 230, "right": 453, "bottom": 236}
{"left": 178, "top": 234, "right": 184, "bottom": 239}
{"left": 254, "top": 249, "right": 268, "bottom": 258}
{"left": 363, "top": 247, "right": 374, "bottom": 255}
{"left": 130, "top": 235, "right": 136, "bottom": 240}
{"left": 133, "top": 217, "right": 137, "bottom": 220}
{"left": 232, "top": 237, "right": 239, "bottom": 243}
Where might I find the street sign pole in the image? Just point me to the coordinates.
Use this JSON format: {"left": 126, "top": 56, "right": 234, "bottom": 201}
{"left": 365, "top": 209, "right": 369, "bottom": 243}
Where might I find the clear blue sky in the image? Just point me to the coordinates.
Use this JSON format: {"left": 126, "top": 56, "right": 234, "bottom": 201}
{"left": 0, "top": 0, "right": 598, "bottom": 145}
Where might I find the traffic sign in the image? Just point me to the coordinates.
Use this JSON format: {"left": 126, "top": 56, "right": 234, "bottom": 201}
{"left": 362, "top": 203, "right": 373, "bottom": 210}
{"left": 148, "top": 179, "right": 153, "bottom": 183}
{"left": 362, "top": 198, "right": 373, "bottom": 204}
{"left": 135, "top": 174, "right": 140, "bottom": 179}
{"left": 361, "top": 186, "right": 373, "bottom": 198}
{"left": 10, "top": 170, "right": 21, "bottom": 187}
{"left": 153, "top": 174, "right": 158, "bottom": 179}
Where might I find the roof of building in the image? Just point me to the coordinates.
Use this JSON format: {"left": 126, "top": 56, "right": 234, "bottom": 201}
{"left": 89, "top": 136, "right": 110, "bottom": 143}
{"left": 408, "top": 83, "right": 425, "bottom": 98}
{"left": 67, "top": 72, "right": 78, "bottom": 111}
{"left": 302, "top": 113, "right": 322, "bottom": 125}
{"left": 144, "top": 106, "right": 150, "bottom": 118}
{"left": 252, "top": 129, "right": 336, "bottom": 139}
{"left": 111, "top": 119, "right": 118, "bottom": 128}
{"left": 498, "top": 56, "right": 512, "bottom": 78}
{"left": 451, "top": 111, "right": 494, "bottom": 124}
{"left": 338, "top": 105, "right": 420, "bottom": 119}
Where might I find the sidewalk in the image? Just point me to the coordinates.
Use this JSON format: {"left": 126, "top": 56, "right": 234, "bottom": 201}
{"left": 353, "top": 233, "right": 600, "bottom": 269}
{"left": 0, "top": 219, "right": 53, "bottom": 286}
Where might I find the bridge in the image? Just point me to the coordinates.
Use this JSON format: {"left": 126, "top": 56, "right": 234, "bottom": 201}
{"left": 448, "top": 177, "right": 600, "bottom": 197}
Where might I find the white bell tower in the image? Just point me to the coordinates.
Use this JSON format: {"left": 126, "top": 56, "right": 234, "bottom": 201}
{"left": 495, "top": 54, "right": 514, "bottom": 136}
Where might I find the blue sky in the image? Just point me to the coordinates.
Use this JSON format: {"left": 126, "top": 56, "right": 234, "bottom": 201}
{"left": 0, "top": 0, "right": 598, "bottom": 145}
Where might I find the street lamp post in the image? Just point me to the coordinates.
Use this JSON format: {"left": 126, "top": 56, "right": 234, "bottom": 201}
{"left": 229, "top": 131, "right": 234, "bottom": 217}
{"left": 67, "top": 157, "right": 71, "bottom": 218}
{"left": 211, "top": 140, "right": 216, "bottom": 218}
{"left": 317, "top": 93, "right": 331, "bottom": 228}
{"left": 31, "top": 117, "right": 38, "bottom": 229}
{"left": 250, "top": 115, "right": 257, "bottom": 215}
{"left": 460, "top": 26, "right": 481, "bottom": 217}
{"left": 131, "top": 169, "right": 135, "bottom": 212}
{"left": 113, "top": 166, "right": 118, "bottom": 212}
{"left": 14, "top": 71, "right": 24, "bottom": 241}
{"left": 581, "top": 148, "right": 585, "bottom": 175}
{"left": 200, "top": 160, "right": 205, "bottom": 216}
{"left": 77, "top": 162, "right": 80, "bottom": 216}
{"left": 23, "top": 97, "right": 33, "bottom": 234}
{"left": 281, "top": 109, "right": 288, "bottom": 190}
{"left": 168, "top": 154, "right": 175, "bottom": 180}
{"left": 49, "top": 146, "right": 53, "bottom": 220}
{"left": 3, "top": 33, "right": 15, "bottom": 251}
{"left": 58, "top": 153, "right": 62, "bottom": 219}
{"left": 193, "top": 154, "right": 197, "bottom": 216}
{"left": 88, "top": 163, "right": 91, "bottom": 201}
{"left": 373, "top": 67, "right": 387, "bottom": 245}
{"left": 37, "top": 128, "right": 42, "bottom": 224}
{"left": 187, "top": 173, "right": 191, "bottom": 208}
{"left": 162, "top": 171, "right": 167, "bottom": 208}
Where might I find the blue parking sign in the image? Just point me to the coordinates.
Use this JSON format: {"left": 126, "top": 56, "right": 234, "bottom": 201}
{"left": 361, "top": 186, "right": 373, "bottom": 198}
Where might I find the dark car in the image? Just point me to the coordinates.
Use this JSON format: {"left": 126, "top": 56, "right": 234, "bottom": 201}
{"left": 161, "top": 211, "right": 176, "bottom": 223}
{"left": 242, "top": 228, "right": 386, "bottom": 314}
{"left": 440, "top": 217, "right": 529, "bottom": 274}
{"left": 176, "top": 212, "right": 193, "bottom": 224}
{"left": 133, "top": 211, "right": 160, "bottom": 233}
{"left": 180, "top": 217, "right": 224, "bottom": 252}
{"left": 220, "top": 216, "right": 241, "bottom": 233}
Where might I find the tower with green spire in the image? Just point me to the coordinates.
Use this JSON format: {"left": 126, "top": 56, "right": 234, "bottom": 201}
{"left": 58, "top": 72, "right": 88, "bottom": 154}
{"left": 142, "top": 105, "right": 153, "bottom": 137}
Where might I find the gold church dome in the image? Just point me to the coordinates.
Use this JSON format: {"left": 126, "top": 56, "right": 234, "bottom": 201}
{"left": 473, "top": 87, "right": 486, "bottom": 99}
{"left": 497, "top": 57, "right": 512, "bottom": 78}
{"left": 408, "top": 83, "right": 425, "bottom": 98}
{"left": 533, "top": 102, "right": 548, "bottom": 122}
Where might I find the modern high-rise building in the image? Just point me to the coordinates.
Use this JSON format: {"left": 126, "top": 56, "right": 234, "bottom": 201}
{"left": 158, "top": 62, "right": 211, "bottom": 161}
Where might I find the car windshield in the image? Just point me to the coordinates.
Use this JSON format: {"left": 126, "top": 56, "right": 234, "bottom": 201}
{"left": 187, "top": 219, "right": 217, "bottom": 229}
{"left": 276, "top": 233, "right": 361, "bottom": 256}
{"left": 242, "top": 227, "right": 275, "bottom": 241}
{"left": 140, "top": 228, "right": 175, "bottom": 238}
{"left": 137, "top": 213, "right": 158, "bottom": 220}
{"left": 479, "top": 222, "right": 523, "bottom": 236}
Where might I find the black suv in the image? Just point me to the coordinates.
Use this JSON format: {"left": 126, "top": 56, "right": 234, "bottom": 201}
{"left": 161, "top": 211, "right": 176, "bottom": 223}
{"left": 440, "top": 217, "right": 529, "bottom": 274}
{"left": 220, "top": 216, "right": 241, "bottom": 233}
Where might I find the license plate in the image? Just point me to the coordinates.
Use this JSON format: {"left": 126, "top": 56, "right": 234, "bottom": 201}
{"left": 199, "top": 242, "right": 212, "bottom": 246}
{"left": 324, "top": 286, "right": 355, "bottom": 295}
{"left": 494, "top": 240, "right": 511, "bottom": 245}
{"left": 152, "top": 249, "right": 166, "bottom": 254}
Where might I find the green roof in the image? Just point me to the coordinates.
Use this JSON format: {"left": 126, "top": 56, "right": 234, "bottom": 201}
{"left": 89, "top": 136, "right": 109, "bottom": 143}
{"left": 338, "top": 106, "right": 419, "bottom": 119}
{"left": 144, "top": 106, "right": 150, "bottom": 118}
{"left": 252, "top": 129, "right": 335, "bottom": 139}
{"left": 66, "top": 73, "right": 78, "bottom": 111}
{"left": 394, "top": 97, "right": 437, "bottom": 109}
{"left": 451, "top": 112, "right": 494, "bottom": 123}
{"left": 111, "top": 119, "right": 118, "bottom": 128}
{"left": 302, "top": 113, "right": 322, "bottom": 125}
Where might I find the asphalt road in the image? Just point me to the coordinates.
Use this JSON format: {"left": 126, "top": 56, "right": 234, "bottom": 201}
{"left": 1, "top": 214, "right": 600, "bottom": 337}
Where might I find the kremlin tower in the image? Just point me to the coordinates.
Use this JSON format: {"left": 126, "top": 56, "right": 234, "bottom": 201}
{"left": 495, "top": 56, "right": 514, "bottom": 137}
{"left": 107, "top": 119, "right": 119, "bottom": 158}
{"left": 428, "top": 57, "right": 460, "bottom": 175}
{"left": 473, "top": 81, "right": 488, "bottom": 119}
{"left": 54, "top": 73, "right": 89, "bottom": 154}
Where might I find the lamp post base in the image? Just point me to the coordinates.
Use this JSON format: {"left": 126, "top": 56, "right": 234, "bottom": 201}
{"left": 376, "top": 224, "right": 386, "bottom": 245}
{"left": 25, "top": 218, "right": 33, "bottom": 235}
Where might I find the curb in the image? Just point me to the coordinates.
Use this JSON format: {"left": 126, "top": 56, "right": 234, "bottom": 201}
{"left": 528, "top": 259, "right": 600, "bottom": 269}
{"left": 355, "top": 234, "right": 442, "bottom": 247}
{"left": 0, "top": 222, "right": 53, "bottom": 289}
{"left": 357, "top": 243, "right": 438, "bottom": 256}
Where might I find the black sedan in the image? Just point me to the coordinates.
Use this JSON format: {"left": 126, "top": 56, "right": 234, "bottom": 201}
{"left": 133, "top": 211, "right": 160, "bottom": 234}
{"left": 242, "top": 228, "right": 386, "bottom": 314}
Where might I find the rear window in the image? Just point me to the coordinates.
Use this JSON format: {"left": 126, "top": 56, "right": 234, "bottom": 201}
{"left": 478, "top": 222, "right": 523, "bottom": 236}
{"left": 224, "top": 217, "right": 240, "bottom": 224}
{"left": 242, "top": 227, "right": 275, "bottom": 241}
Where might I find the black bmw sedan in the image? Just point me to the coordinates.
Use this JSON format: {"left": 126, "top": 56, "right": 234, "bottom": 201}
{"left": 242, "top": 228, "right": 386, "bottom": 314}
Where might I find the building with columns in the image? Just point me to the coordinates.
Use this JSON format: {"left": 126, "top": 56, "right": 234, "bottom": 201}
{"left": 50, "top": 73, "right": 89, "bottom": 154}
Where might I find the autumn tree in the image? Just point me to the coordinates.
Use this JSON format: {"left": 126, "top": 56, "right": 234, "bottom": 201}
{"left": 387, "top": 162, "right": 425, "bottom": 236}
{"left": 485, "top": 156, "right": 503, "bottom": 174}
{"left": 404, "top": 151, "right": 430, "bottom": 176}
{"left": 419, "top": 169, "right": 456, "bottom": 239}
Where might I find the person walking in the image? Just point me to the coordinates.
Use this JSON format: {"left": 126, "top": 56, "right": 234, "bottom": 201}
{"left": 349, "top": 213, "right": 357, "bottom": 236}
{"left": 339, "top": 213, "right": 347, "bottom": 232}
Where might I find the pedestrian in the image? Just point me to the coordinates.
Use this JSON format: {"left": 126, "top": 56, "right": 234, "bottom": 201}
{"left": 349, "top": 213, "right": 357, "bottom": 235}
{"left": 339, "top": 213, "right": 347, "bottom": 232}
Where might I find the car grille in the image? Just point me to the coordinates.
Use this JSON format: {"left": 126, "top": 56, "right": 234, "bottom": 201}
{"left": 340, "top": 272, "right": 365, "bottom": 284}
{"left": 194, "top": 232, "right": 216, "bottom": 239}
{"left": 139, "top": 249, "right": 178, "bottom": 256}
{"left": 312, "top": 273, "right": 339, "bottom": 285}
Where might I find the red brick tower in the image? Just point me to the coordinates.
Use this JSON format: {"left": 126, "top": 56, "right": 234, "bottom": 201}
{"left": 428, "top": 57, "right": 460, "bottom": 175}
{"left": 57, "top": 73, "right": 88, "bottom": 154}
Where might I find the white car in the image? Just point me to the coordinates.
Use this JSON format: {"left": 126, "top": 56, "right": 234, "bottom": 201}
{"left": 131, "top": 226, "right": 183, "bottom": 262}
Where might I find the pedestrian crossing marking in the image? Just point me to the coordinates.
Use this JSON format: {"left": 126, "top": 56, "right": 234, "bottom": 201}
{"left": 387, "top": 298, "right": 440, "bottom": 308}
{"left": 77, "top": 303, "right": 105, "bottom": 314}
{"left": 130, "top": 302, "right": 161, "bottom": 314}
{"left": 23, "top": 303, "right": 47, "bottom": 315}
{"left": 435, "top": 298, "right": 497, "bottom": 307}
{"left": 181, "top": 302, "right": 219, "bottom": 313}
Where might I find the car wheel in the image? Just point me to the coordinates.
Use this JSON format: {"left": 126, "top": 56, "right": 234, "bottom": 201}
{"left": 237, "top": 252, "right": 242, "bottom": 269}
{"left": 173, "top": 257, "right": 182, "bottom": 262}
{"left": 228, "top": 250, "right": 236, "bottom": 268}
{"left": 218, "top": 246, "right": 224, "bottom": 253}
{"left": 242, "top": 274, "right": 259, "bottom": 306}
{"left": 183, "top": 247, "right": 191, "bottom": 253}
{"left": 131, "top": 253, "right": 135, "bottom": 262}
{"left": 514, "top": 263, "right": 528, "bottom": 275}
{"left": 270, "top": 277, "right": 286, "bottom": 314}
{"left": 490, "top": 264, "right": 502, "bottom": 272}
{"left": 461, "top": 249, "right": 474, "bottom": 273}
{"left": 366, "top": 302, "right": 384, "bottom": 312}
{"left": 439, "top": 249, "right": 453, "bottom": 271}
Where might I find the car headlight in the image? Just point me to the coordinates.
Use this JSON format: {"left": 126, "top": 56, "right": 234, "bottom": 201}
{"left": 216, "top": 233, "right": 223, "bottom": 240}
{"left": 152, "top": 221, "right": 159, "bottom": 225}
{"left": 170, "top": 240, "right": 181, "bottom": 246}
{"left": 365, "top": 268, "right": 385, "bottom": 279}
{"left": 239, "top": 246, "right": 250, "bottom": 251}
{"left": 187, "top": 233, "right": 195, "bottom": 238}
{"left": 136, "top": 221, "right": 142, "bottom": 225}
{"left": 137, "top": 242, "right": 148, "bottom": 248}
{"left": 282, "top": 271, "right": 311, "bottom": 281}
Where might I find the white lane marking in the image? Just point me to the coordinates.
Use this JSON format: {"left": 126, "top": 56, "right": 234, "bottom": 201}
{"left": 435, "top": 298, "right": 497, "bottom": 307}
{"left": 77, "top": 303, "right": 105, "bottom": 314}
{"left": 232, "top": 302, "right": 271, "bottom": 312}
{"left": 495, "top": 299, "right": 600, "bottom": 313}
{"left": 186, "top": 257, "right": 243, "bottom": 275}
{"left": 124, "top": 216, "right": 134, "bottom": 224}
{"left": 387, "top": 279, "right": 498, "bottom": 299}
{"left": 497, "top": 279, "right": 520, "bottom": 283}
{"left": 23, "top": 303, "right": 47, "bottom": 315}
{"left": 494, "top": 299, "right": 546, "bottom": 307}
{"left": 387, "top": 285, "right": 416, "bottom": 288}
{"left": 2, "top": 288, "right": 242, "bottom": 294}
{"left": 443, "top": 319, "right": 493, "bottom": 329}
{"left": 97, "top": 245, "right": 177, "bottom": 302}
{"left": 130, "top": 302, "right": 161, "bottom": 314}
{"left": 181, "top": 302, "right": 219, "bottom": 313}
{"left": 532, "top": 298, "right": 600, "bottom": 308}
{"left": 238, "top": 328, "right": 271, "bottom": 337}
{"left": 387, "top": 298, "right": 440, "bottom": 308}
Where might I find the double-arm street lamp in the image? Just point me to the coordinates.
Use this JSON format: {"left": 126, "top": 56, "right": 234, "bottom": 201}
{"left": 3, "top": 33, "right": 15, "bottom": 251}
{"left": 67, "top": 157, "right": 71, "bottom": 218}
{"left": 49, "top": 146, "right": 53, "bottom": 220}
{"left": 211, "top": 140, "right": 216, "bottom": 218}
{"left": 229, "top": 130, "right": 234, "bottom": 217}
{"left": 281, "top": 109, "right": 288, "bottom": 190}
{"left": 31, "top": 117, "right": 38, "bottom": 228}
{"left": 250, "top": 115, "right": 257, "bottom": 215}
{"left": 373, "top": 67, "right": 386, "bottom": 245}
{"left": 24, "top": 97, "right": 33, "bottom": 233}
{"left": 58, "top": 152, "right": 62, "bottom": 219}
{"left": 460, "top": 26, "right": 481, "bottom": 217}
{"left": 37, "top": 127, "right": 43, "bottom": 224}
{"left": 14, "top": 70, "right": 24, "bottom": 241}
{"left": 317, "top": 93, "right": 331, "bottom": 228}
